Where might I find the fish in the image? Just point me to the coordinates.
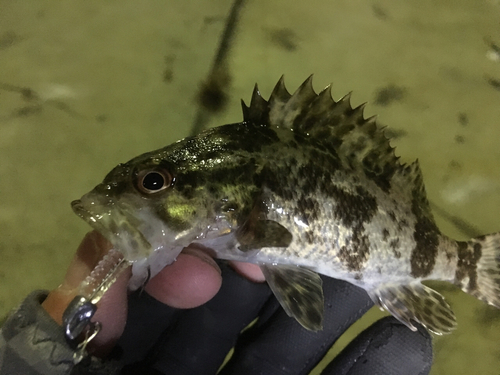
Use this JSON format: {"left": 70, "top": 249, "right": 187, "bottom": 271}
{"left": 71, "top": 76, "right": 500, "bottom": 334}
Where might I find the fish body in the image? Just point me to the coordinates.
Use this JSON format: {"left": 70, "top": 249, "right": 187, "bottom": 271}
{"left": 72, "top": 76, "right": 500, "bottom": 334}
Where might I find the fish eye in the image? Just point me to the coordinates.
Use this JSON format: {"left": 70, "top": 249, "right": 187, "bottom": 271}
{"left": 137, "top": 169, "right": 172, "bottom": 194}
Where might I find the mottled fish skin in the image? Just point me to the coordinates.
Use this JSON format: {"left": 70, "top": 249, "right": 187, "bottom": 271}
{"left": 72, "top": 76, "right": 500, "bottom": 335}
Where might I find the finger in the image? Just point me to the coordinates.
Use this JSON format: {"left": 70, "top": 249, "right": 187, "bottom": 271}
{"left": 220, "top": 277, "right": 373, "bottom": 375}
{"left": 120, "top": 261, "right": 272, "bottom": 374}
{"left": 322, "top": 317, "right": 432, "bottom": 375}
{"left": 229, "top": 261, "right": 266, "bottom": 283}
{"left": 145, "top": 246, "right": 222, "bottom": 309}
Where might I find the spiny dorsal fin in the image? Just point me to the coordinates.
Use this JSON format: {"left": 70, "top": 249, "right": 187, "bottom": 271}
{"left": 242, "top": 76, "right": 402, "bottom": 192}
{"left": 241, "top": 84, "right": 269, "bottom": 125}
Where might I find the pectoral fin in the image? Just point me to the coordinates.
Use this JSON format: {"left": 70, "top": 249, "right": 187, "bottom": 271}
{"left": 237, "top": 219, "right": 292, "bottom": 251}
{"left": 261, "top": 264, "right": 324, "bottom": 331}
{"left": 369, "top": 282, "right": 457, "bottom": 335}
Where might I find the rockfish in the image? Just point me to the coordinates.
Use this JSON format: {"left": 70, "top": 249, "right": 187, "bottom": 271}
{"left": 72, "top": 76, "right": 500, "bottom": 334}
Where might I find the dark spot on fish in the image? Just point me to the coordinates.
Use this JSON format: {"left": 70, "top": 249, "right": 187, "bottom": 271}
{"left": 305, "top": 305, "right": 322, "bottom": 326}
{"left": 439, "top": 307, "right": 455, "bottom": 322}
{"left": 329, "top": 186, "right": 378, "bottom": 228}
{"left": 410, "top": 218, "right": 439, "bottom": 278}
{"left": 362, "top": 152, "right": 396, "bottom": 192}
{"left": 304, "top": 230, "right": 315, "bottom": 245}
{"left": 409, "top": 187, "right": 440, "bottom": 278}
{"left": 354, "top": 273, "right": 363, "bottom": 281}
{"left": 382, "top": 228, "right": 390, "bottom": 241}
{"left": 435, "top": 315, "right": 453, "bottom": 328}
{"left": 424, "top": 298, "right": 434, "bottom": 308}
{"left": 374, "top": 85, "right": 406, "bottom": 106}
{"left": 338, "top": 224, "right": 370, "bottom": 272}
{"left": 390, "top": 238, "right": 401, "bottom": 258}
{"left": 258, "top": 164, "right": 293, "bottom": 201}
{"left": 267, "top": 27, "right": 299, "bottom": 52}
{"left": 332, "top": 122, "right": 356, "bottom": 140}
{"left": 292, "top": 149, "right": 341, "bottom": 198}
{"left": 445, "top": 249, "right": 454, "bottom": 261}
{"left": 423, "top": 306, "right": 433, "bottom": 317}
{"left": 296, "top": 195, "right": 320, "bottom": 222}
{"left": 283, "top": 155, "right": 297, "bottom": 168}
{"left": 473, "top": 242, "right": 482, "bottom": 255}
{"left": 400, "top": 285, "right": 412, "bottom": 295}
{"left": 454, "top": 135, "right": 465, "bottom": 144}
{"left": 311, "top": 145, "right": 341, "bottom": 169}
{"left": 457, "top": 112, "right": 468, "bottom": 126}
{"left": 287, "top": 139, "right": 299, "bottom": 149}
{"left": 273, "top": 272, "right": 290, "bottom": 290}
{"left": 388, "top": 211, "right": 397, "bottom": 222}
{"left": 454, "top": 240, "right": 482, "bottom": 292}
{"left": 475, "top": 234, "right": 486, "bottom": 241}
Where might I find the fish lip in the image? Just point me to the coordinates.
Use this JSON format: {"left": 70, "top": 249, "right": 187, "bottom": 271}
{"left": 71, "top": 198, "right": 112, "bottom": 236}
{"left": 71, "top": 199, "right": 97, "bottom": 226}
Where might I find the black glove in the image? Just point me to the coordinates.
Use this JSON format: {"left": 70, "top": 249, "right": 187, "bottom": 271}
{"left": 118, "top": 261, "right": 433, "bottom": 375}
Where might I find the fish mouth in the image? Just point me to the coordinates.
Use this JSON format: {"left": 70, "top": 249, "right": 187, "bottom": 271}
{"left": 71, "top": 190, "right": 196, "bottom": 290}
{"left": 71, "top": 195, "right": 154, "bottom": 262}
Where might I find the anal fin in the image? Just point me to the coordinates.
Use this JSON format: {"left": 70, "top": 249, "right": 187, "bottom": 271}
{"left": 261, "top": 264, "right": 324, "bottom": 331}
{"left": 368, "top": 282, "right": 457, "bottom": 335}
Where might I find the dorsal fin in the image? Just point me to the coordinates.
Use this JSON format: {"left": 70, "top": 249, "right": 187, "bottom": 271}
{"left": 241, "top": 76, "right": 403, "bottom": 192}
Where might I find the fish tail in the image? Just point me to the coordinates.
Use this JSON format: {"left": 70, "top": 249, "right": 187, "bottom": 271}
{"left": 455, "top": 232, "right": 500, "bottom": 308}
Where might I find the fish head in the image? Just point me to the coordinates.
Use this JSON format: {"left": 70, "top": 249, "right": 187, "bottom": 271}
{"left": 71, "top": 147, "right": 221, "bottom": 263}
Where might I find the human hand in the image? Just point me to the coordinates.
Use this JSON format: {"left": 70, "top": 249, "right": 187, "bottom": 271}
{"left": 42, "top": 231, "right": 433, "bottom": 374}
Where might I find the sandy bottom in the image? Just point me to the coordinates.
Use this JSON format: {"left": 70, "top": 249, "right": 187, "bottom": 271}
{"left": 1, "top": 1, "right": 500, "bottom": 373}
